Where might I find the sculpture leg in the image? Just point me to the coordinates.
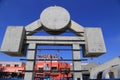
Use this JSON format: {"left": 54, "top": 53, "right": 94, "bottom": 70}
{"left": 72, "top": 43, "right": 82, "bottom": 80}
{"left": 24, "top": 43, "right": 36, "bottom": 80}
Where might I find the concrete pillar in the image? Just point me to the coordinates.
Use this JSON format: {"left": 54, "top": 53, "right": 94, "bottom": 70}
{"left": 72, "top": 43, "right": 82, "bottom": 80}
{"left": 93, "top": 71, "right": 98, "bottom": 79}
{"left": 117, "top": 65, "right": 120, "bottom": 78}
{"left": 90, "top": 70, "right": 100, "bottom": 79}
{"left": 90, "top": 71, "right": 95, "bottom": 79}
{"left": 24, "top": 43, "right": 36, "bottom": 80}
{"left": 102, "top": 68, "right": 111, "bottom": 79}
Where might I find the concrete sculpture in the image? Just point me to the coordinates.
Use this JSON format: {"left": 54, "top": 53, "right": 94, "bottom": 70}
{"left": 0, "top": 6, "right": 106, "bottom": 80}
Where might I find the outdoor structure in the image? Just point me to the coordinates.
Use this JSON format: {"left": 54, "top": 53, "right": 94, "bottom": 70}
{"left": 90, "top": 56, "right": 120, "bottom": 79}
{"left": 0, "top": 6, "right": 106, "bottom": 80}
{"left": 70, "top": 62, "right": 100, "bottom": 80}
{"left": 1, "top": 57, "right": 120, "bottom": 80}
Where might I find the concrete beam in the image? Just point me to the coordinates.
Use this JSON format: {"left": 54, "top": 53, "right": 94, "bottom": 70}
{"left": 69, "top": 20, "right": 84, "bottom": 36}
{"left": 26, "top": 36, "right": 85, "bottom": 45}
{"left": 25, "top": 19, "right": 42, "bottom": 35}
{"left": 26, "top": 36, "right": 85, "bottom": 41}
{"left": 26, "top": 41, "right": 85, "bottom": 45}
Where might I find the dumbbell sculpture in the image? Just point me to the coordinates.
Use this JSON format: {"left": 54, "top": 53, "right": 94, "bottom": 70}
{"left": 0, "top": 6, "right": 106, "bottom": 57}
{"left": 0, "top": 6, "right": 106, "bottom": 80}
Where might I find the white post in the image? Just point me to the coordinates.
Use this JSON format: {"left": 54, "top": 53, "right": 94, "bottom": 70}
{"left": 24, "top": 43, "right": 36, "bottom": 80}
{"left": 72, "top": 43, "right": 82, "bottom": 80}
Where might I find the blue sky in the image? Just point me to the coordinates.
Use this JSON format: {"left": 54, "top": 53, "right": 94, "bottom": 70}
{"left": 0, "top": 0, "right": 120, "bottom": 64}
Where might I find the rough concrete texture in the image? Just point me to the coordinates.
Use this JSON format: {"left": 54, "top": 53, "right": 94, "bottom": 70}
{"left": 26, "top": 36, "right": 85, "bottom": 45}
{"left": 0, "top": 6, "right": 107, "bottom": 80}
{"left": 24, "top": 44, "right": 36, "bottom": 80}
{"left": 40, "top": 6, "right": 70, "bottom": 33}
{"left": 0, "top": 26, "right": 25, "bottom": 56}
{"left": 90, "top": 57, "right": 120, "bottom": 79}
{"left": 83, "top": 28, "right": 106, "bottom": 57}
{"left": 69, "top": 20, "right": 84, "bottom": 36}
{"left": 25, "top": 19, "right": 42, "bottom": 35}
{"left": 72, "top": 44, "right": 83, "bottom": 80}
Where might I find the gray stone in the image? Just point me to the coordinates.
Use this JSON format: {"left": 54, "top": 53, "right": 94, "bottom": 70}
{"left": 90, "top": 57, "right": 120, "bottom": 79}
{"left": 72, "top": 44, "right": 83, "bottom": 80}
{"left": 69, "top": 20, "right": 84, "bottom": 36}
{"left": 0, "top": 26, "right": 26, "bottom": 56}
{"left": 26, "top": 36, "right": 85, "bottom": 45}
{"left": 83, "top": 28, "right": 106, "bottom": 57}
{"left": 40, "top": 6, "right": 70, "bottom": 34}
{"left": 24, "top": 44, "right": 36, "bottom": 80}
{"left": 25, "top": 19, "right": 42, "bottom": 35}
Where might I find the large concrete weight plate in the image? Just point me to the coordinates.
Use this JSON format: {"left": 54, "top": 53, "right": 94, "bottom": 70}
{"left": 40, "top": 6, "right": 71, "bottom": 34}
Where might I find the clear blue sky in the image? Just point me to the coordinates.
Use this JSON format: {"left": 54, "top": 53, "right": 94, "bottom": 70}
{"left": 0, "top": 0, "right": 120, "bottom": 64}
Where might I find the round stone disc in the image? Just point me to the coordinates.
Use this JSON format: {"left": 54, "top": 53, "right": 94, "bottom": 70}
{"left": 40, "top": 6, "right": 70, "bottom": 32}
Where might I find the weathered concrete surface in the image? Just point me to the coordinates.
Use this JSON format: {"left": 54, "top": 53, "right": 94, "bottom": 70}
{"left": 26, "top": 36, "right": 85, "bottom": 45}
{"left": 0, "top": 26, "right": 26, "bottom": 56}
{"left": 26, "top": 36, "right": 85, "bottom": 41}
{"left": 69, "top": 20, "right": 84, "bottom": 36}
{"left": 90, "top": 57, "right": 120, "bottom": 79}
{"left": 25, "top": 19, "right": 42, "bottom": 35}
{"left": 24, "top": 44, "right": 36, "bottom": 80}
{"left": 83, "top": 28, "right": 106, "bottom": 57}
{"left": 40, "top": 6, "right": 70, "bottom": 34}
{"left": 0, "top": 6, "right": 107, "bottom": 80}
{"left": 72, "top": 44, "right": 82, "bottom": 80}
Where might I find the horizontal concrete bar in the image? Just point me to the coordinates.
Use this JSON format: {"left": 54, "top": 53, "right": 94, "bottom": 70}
{"left": 26, "top": 41, "right": 85, "bottom": 45}
{"left": 26, "top": 36, "right": 85, "bottom": 41}
{"left": 28, "top": 48, "right": 82, "bottom": 51}
{"left": 26, "top": 36, "right": 85, "bottom": 45}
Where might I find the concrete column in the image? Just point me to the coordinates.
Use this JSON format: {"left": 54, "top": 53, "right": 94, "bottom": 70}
{"left": 72, "top": 43, "right": 82, "bottom": 80}
{"left": 102, "top": 68, "right": 111, "bottom": 79}
{"left": 91, "top": 71, "right": 99, "bottom": 79}
{"left": 90, "top": 71, "right": 95, "bottom": 79}
{"left": 117, "top": 65, "right": 120, "bottom": 78}
{"left": 24, "top": 43, "right": 36, "bottom": 80}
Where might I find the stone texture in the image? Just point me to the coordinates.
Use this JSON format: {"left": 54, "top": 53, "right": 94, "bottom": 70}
{"left": 25, "top": 19, "right": 42, "bottom": 35}
{"left": 0, "top": 26, "right": 26, "bottom": 56}
{"left": 24, "top": 44, "right": 36, "bottom": 80}
{"left": 26, "top": 36, "right": 85, "bottom": 45}
{"left": 40, "top": 6, "right": 70, "bottom": 34}
{"left": 72, "top": 43, "right": 83, "bottom": 80}
{"left": 83, "top": 28, "right": 106, "bottom": 57}
{"left": 69, "top": 20, "right": 84, "bottom": 36}
{"left": 90, "top": 57, "right": 120, "bottom": 79}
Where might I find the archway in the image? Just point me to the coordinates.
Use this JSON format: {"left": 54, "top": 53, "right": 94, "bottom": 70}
{"left": 97, "top": 72, "right": 103, "bottom": 79}
{"left": 0, "top": 6, "right": 106, "bottom": 80}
